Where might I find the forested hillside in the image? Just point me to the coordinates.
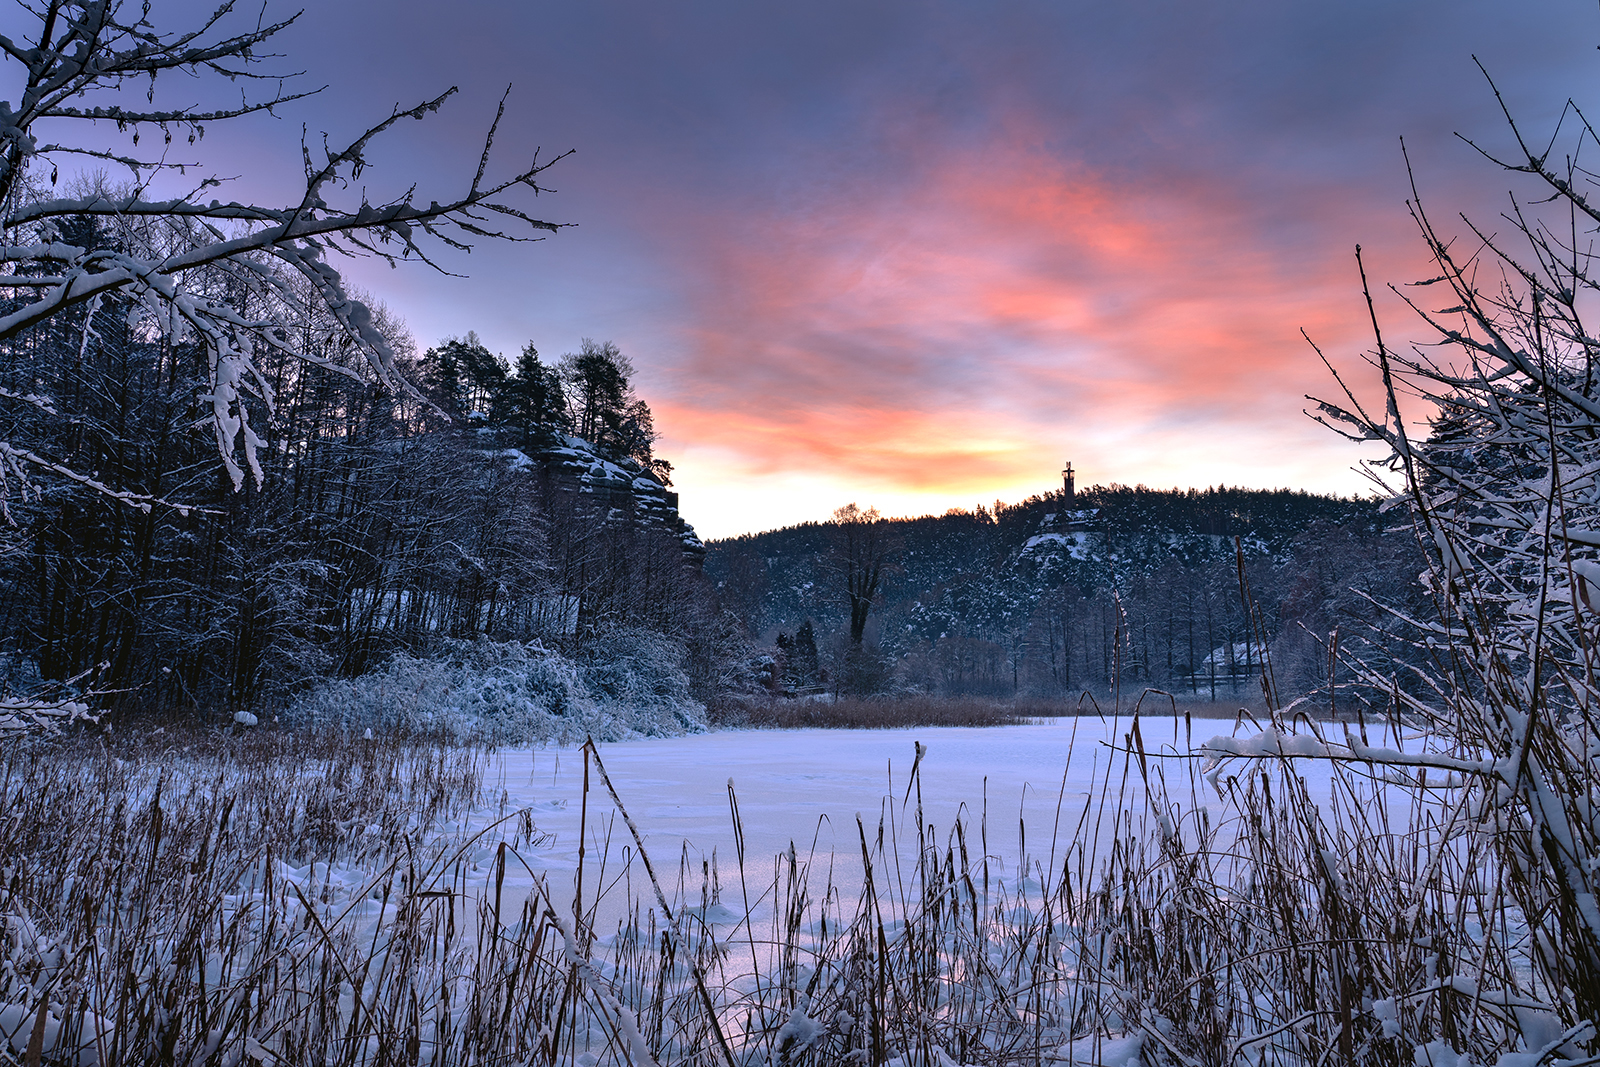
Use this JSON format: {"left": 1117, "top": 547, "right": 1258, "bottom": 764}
{"left": 708, "top": 484, "right": 1424, "bottom": 702}
{"left": 0, "top": 234, "right": 723, "bottom": 719}
{"left": 0, "top": 2, "right": 1427, "bottom": 728}
{"left": 0, "top": 221, "right": 1422, "bottom": 723}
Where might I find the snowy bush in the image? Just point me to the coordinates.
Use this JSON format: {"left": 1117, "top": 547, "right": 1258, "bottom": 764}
{"left": 285, "top": 636, "right": 705, "bottom": 744}
{"left": 0, "top": 694, "right": 93, "bottom": 735}
{"left": 578, "top": 628, "right": 705, "bottom": 735}
{"left": 0, "top": 665, "right": 100, "bottom": 737}
{"left": 1224, "top": 66, "right": 1600, "bottom": 1059}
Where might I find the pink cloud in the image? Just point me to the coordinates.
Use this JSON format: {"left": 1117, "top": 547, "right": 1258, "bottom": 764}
{"left": 640, "top": 127, "right": 1414, "bottom": 517}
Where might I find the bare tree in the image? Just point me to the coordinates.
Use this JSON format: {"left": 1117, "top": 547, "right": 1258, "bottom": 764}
{"left": 0, "top": 1, "right": 569, "bottom": 722}
{"left": 830, "top": 502, "right": 893, "bottom": 647}
{"left": 0, "top": 1, "right": 567, "bottom": 510}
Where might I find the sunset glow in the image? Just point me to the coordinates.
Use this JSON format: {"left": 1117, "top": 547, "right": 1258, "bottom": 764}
{"left": 166, "top": 1, "right": 1599, "bottom": 536}
{"left": 644, "top": 136, "right": 1403, "bottom": 529}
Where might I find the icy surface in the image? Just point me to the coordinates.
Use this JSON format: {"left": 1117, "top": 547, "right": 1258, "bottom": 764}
{"left": 481, "top": 717, "right": 1258, "bottom": 921}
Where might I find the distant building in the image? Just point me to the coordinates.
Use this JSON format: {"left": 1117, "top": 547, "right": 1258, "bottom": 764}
{"left": 1054, "top": 460, "right": 1097, "bottom": 532}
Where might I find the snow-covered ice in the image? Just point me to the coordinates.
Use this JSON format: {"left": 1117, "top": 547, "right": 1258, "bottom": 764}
{"left": 480, "top": 716, "right": 1257, "bottom": 927}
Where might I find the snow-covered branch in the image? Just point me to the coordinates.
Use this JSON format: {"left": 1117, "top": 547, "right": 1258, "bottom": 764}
{"left": 0, "top": 693, "right": 93, "bottom": 735}
{"left": 0, "top": 0, "right": 569, "bottom": 505}
{"left": 1199, "top": 727, "right": 1497, "bottom": 781}
{"left": 1291, "top": 79, "right": 1600, "bottom": 1033}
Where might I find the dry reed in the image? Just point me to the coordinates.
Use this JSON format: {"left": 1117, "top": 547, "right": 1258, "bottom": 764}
{"left": 0, "top": 713, "right": 1566, "bottom": 1065}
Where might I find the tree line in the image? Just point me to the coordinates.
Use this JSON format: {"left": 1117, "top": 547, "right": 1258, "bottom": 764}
{"left": 708, "top": 485, "right": 1425, "bottom": 704}
{"left": 0, "top": 1, "right": 1431, "bottom": 726}
{"left": 0, "top": 213, "right": 721, "bottom": 715}
{"left": 0, "top": 1, "right": 718, "bottom": 727}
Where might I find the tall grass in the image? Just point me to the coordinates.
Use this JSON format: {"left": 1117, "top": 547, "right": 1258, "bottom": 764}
{"left": 0, "top": 730, "right": 495, "bottom": 1065}
{"left": 0, "top": 713, "right": 1572, "bottom": 1065}
{"left": 710, "top": 694, "right": 1267, "bottom": 730}
{"left": 717, "top": 695, "right": 1033, "bottom": 729}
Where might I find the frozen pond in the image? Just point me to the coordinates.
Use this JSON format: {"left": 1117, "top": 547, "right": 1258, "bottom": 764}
{"left": 0, "top": 713, "right": 1449, "bottom": 1066}
{"left": 482, "top": 714, "right": 1289, "bottom": 929}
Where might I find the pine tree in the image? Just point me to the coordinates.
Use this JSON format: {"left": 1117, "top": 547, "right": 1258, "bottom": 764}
{"left": 421, "top": 334, "right": 508, "bottom": 421}
{"left": 499, "top": 345, "right": 569, "bottom": 447}
{"left": 793, "top": 619, "right": 820, "bottom": 688}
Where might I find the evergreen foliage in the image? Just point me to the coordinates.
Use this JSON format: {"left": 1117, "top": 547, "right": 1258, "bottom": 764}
{"left": 774, "top": 619, "right": 821, "bottom": 691}
{"left": 708, "top": 484, "right": 1419, "bottom": 700}
{"left": 501, "top": 345, "right": 570, "bottom": 448}
{"left": 556, "top": 339, "right": 669, "bottom": 481}
{"left": 419, "top": 333, "right": 509, "bottom": 421}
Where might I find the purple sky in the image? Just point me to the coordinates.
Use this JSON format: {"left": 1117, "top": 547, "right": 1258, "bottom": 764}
{"left": 47, "top": 1, "right": 1600, "bottom": 537}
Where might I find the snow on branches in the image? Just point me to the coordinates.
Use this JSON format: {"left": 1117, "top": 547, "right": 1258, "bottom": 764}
{"left": 1288, "top": 68, "right": 1600, "bottom": 1037}
{"left": 0, "top": 1, "right": 567, "bottom": 500}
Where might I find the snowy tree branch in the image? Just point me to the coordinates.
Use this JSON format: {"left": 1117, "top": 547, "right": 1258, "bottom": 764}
{"left": 0, "top": 0, "right": 570, "bottom": 501}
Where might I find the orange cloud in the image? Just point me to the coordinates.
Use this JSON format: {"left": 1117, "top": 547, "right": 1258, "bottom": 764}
{"left": 635, "top": 128, "right": 1409, "bottom": 535}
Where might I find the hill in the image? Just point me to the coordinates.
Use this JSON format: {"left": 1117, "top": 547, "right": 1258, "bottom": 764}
{"left": 706, "top": 483, "right": 1418, "bottom": 700}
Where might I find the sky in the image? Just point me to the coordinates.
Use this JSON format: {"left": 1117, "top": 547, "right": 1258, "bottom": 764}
{"left": 37, "top": 1, "right": 1600, "bottom": 538}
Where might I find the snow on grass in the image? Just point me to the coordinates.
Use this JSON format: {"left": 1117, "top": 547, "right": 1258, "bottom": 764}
{"left": 0, "top": 713, "right": 1582, "bottom": 1064}
{"left": 284, "top": 633, "right": 707, "bottom": 744}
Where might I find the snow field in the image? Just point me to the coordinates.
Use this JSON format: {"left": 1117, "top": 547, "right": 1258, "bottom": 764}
{"left": 487, "top": 717, "right": 1226, "bottom": 929}
{"left": 0, "top": 715, "right": 1573, "bottom": 1065}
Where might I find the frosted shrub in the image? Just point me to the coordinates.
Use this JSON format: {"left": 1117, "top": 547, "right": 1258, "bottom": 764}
{"left": 580, "top": 628, "right": 706, "bottom": 737}
{"left": 1221, "top": 69, "right": 1600, "bottom": 1058}
{"left": 286, "top": 636, "right": 706, "bottom": 744}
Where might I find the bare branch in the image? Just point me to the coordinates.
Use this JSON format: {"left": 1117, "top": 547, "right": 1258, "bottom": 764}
{"left": 0, "top": 1, "right": 570, "bottom": 510}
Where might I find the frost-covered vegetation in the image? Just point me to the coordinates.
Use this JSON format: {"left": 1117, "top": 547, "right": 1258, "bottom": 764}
{"left": 0, "top": 4, "right": 728, "bottom": 726}
{"left": 285, "top": 633, "right": 706, "bottom": 744}
{"left": 9, "top": 1, "right": 1600, "bottom": 1064}
{"left": 0, "top": 729, "right": 499, "bottom": 1065}
{"left": 709, "top": 483, "right": 1417, "bottom": 703}
{"left": 0, "top": 712, "right": 1590, "bottom": 1067}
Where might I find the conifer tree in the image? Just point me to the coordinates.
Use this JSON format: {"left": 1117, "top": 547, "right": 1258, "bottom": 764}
{"left": 557, "top": 339, "right": 669, "bottom": 480}
{"left": 500, "top": 345, "right": 569, "bottom": 446}
{"left": 793, "top": 619, "right": 820, "bottom": 687}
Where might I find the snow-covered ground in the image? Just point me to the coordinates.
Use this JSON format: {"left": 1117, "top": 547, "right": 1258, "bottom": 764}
{"left": 484, "top": 715, "right": 1314, "bottom": 931}
{"left": 6, "top": 714, "right": 1549, "bottom": 1065}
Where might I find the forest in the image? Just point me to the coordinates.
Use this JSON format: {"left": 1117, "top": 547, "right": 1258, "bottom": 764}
{"left": 0, "top": 258, "right": 732, "bottom": 724}
{"left": 0, "top": 201, "right": 1427, "bottom": 726}
{"left": 0, "top": 245, "right": 1427, "bottom": 726}
{"left": 0, "top": 204, "right": 1429, "bottom": 726}
{"left": 0, "top": 0, "right": 1432, "bottom": 730}
{"left": 707, "top": 483, "right": 1423, "bottom": 709}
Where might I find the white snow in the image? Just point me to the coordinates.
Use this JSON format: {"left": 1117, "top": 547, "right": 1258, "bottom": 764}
{"left": 499, "top": 447, "right": 535, "bottom": 470}
{"left": 6, "top": 713, "right": 1531, "bottom": 1063}
{"left": 1053, "top": 1032, "right": 1144, "bottom": 1066}
{"left": 1022, "top": 531, "right": 1094, "bottom": 559}
{"left": 480, "top": 717, "right": 1238, "bottom": 928}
